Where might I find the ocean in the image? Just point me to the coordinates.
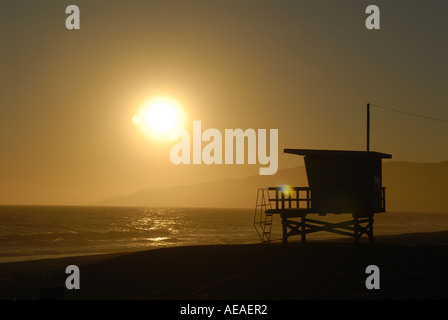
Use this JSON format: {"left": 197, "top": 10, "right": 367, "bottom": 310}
{"left": 1, "top": 205, "right": 448, "bottom": 263}
{"left": 0, "top": 206, "right": 260, "bottom": 263}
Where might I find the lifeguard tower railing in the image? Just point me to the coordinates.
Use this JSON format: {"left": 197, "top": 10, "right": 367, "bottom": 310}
{"left": 254, "top": 186, "right": 386, "bottom": 245}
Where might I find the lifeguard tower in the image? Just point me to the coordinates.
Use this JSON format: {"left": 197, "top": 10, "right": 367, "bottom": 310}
{"left": 254, "top": 149, "right": 392, "bottom": 245}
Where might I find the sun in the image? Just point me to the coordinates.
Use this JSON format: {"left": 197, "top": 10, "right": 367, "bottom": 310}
{"left": 133, "top": 97, "right": 185, "bottom": 140}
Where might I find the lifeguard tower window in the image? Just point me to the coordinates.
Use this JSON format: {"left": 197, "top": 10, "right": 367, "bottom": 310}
{"left": 254, "top": 149, "right": 392, "bottom": 245}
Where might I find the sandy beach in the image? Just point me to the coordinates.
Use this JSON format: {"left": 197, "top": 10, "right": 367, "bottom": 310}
{"left": 1, "top": 231, "right": 448, "bottom": 300}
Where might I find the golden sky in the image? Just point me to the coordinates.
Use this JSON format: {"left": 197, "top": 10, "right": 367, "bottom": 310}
{"left": 0, "top": 1, "right": 447, "bottom": 205}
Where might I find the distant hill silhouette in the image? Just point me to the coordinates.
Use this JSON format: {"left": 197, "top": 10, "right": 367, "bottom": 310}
{"left": 382, "top": 160, "right": 448, "bottom": 213}
{"left": 101, "top": 166, "right": 308, "bottom": 209}
{"left": 101, "top": 161, "right": 448, "bottom": 212}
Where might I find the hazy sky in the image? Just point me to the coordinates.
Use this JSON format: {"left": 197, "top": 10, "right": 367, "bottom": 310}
{"left": 1, "top": 1, "right": 447, "bottom": 205}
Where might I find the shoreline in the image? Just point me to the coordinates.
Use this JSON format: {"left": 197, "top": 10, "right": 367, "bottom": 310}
{"left": 3, "top": 228, "right": 447, "bottom": 265}
{"left": 1, "top": 230, "right": 448, "bottom": 300}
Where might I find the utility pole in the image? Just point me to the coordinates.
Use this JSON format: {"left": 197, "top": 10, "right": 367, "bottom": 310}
{"left": 367, "top": 103, "right": 370, "bottom": 152}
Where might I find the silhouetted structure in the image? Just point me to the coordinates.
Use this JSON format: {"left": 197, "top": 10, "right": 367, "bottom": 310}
{"left": 254, "top": 149, "right": 392, "bottom": 245}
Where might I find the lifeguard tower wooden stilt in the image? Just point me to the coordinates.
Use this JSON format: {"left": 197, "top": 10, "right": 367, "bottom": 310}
{"left": 254, "top": 149, "right": 392, "bottom": 245}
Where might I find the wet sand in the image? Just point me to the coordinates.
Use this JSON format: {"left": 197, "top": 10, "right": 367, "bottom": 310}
{"left": 1, "top": 231, "right": 448, "bottom": 300}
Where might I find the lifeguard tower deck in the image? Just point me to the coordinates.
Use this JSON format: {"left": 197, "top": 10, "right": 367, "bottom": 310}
{"left": 254, "top": 149, "right": 392, "bottom": 245}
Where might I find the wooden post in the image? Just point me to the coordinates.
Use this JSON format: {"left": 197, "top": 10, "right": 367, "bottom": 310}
{"left": 275, "top": 189, "right": 279, "bottom": 210}
{"left": 288, "top": 194, "right": 291, "bottom": 209}
{"left": 296, "top": 189, "right": 299, "bottom": 209}
{"left": 281, "top": 191, "right": 285, "bottom": 210}
{"left": 306, "top": 189, "right": 310, "bottom": 209}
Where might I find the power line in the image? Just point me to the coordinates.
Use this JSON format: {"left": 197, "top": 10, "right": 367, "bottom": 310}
{"left": 370, "top": 103, "right": 448, "bottom": 124}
